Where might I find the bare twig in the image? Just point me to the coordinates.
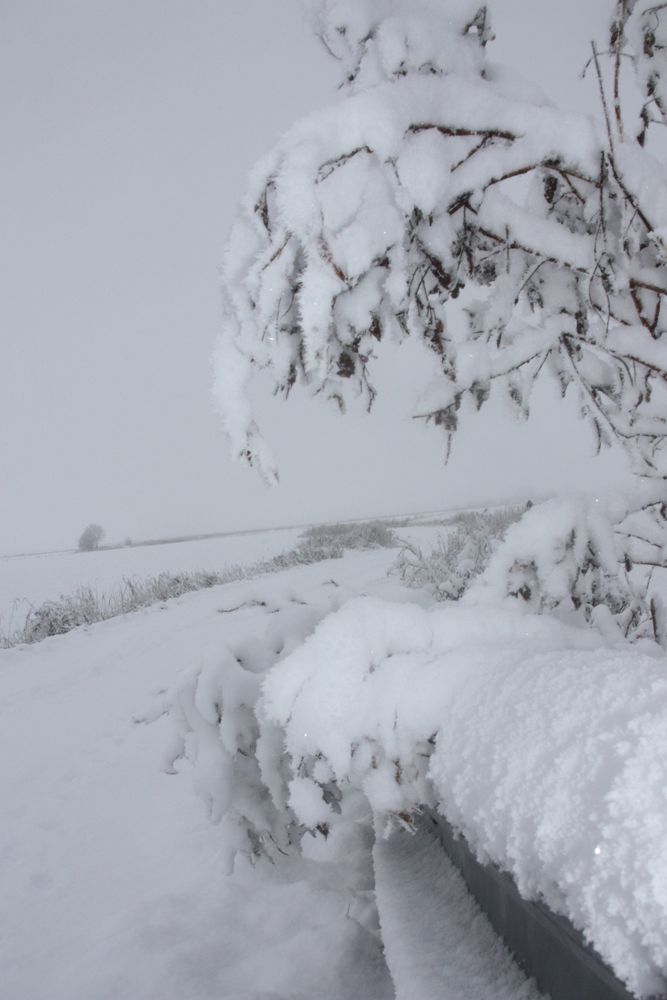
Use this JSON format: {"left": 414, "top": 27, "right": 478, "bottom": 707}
{"left": 591, "top": 41, "right": 615, "bottom": 153}
{"left": 613, "top": 3, "right": 626, "bottom": 142}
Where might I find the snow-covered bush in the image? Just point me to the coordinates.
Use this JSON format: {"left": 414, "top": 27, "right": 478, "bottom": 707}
{"left": 393, "top": 505, "right": 523, "bottom": 599}
{"left": 24, "top": 594, "right": 96, "bottom": 641}
{"left": 12, "top": 577, "right": 230, "bottom": 645}
{"left": 467, "top": 495, "right": 667, "bottom": 644}
{"left": 168, "top": 587, "right": 353, "bottom": 871}
{"left": 300, "top": 518, "right": 399, "bottom": 551}
{"left": 392, "top": 496, "right": 666, "bottom": 643}
{"left": 171, "top": 594, "right": 667, "bottom": 995}
{"left": 212, "top": 0, "right": 667, "bottom": 635}
{"left": 447, "top": 505, "right": 526, "bottom": 538}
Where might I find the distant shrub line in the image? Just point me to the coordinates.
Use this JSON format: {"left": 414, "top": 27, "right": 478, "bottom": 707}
{"left": 0, "top": 520, "right": 399, "bottom": 649}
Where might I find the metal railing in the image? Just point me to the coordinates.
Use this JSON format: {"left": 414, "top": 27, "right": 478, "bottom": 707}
{"left": 426, "top": 810, "right": 664, "bottom": 1000}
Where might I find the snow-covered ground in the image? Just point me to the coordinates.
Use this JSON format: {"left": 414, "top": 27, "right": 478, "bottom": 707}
{"left": 1, "top": 543, "right": 540, "bottom": 999}
{"left": 0, "top": 518, "right": 447, "bottom": 632}
{"left": 0, "top": 527, "right": 302, "bottom": 630}
{"left": 0, "top": 553, "right": 383, "bottom": 1000}
{"left": 14, "top": 510, "right": 664, "bottom": 996}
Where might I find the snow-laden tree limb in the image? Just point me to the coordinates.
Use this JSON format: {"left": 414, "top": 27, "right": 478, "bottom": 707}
{"left": 216, "top": 1, "right": 667, "bottom": 490}
{"left": 214, "top": 0, "right": 667, "bottom": 638}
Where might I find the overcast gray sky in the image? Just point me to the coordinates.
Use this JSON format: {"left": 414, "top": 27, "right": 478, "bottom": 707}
{"left": 1, "top": 0, "right": 625, "bottom": 556}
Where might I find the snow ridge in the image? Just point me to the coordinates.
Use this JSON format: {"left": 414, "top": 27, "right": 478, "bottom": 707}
{"left": 373, "top": 825, "right": 540, "bottom": 1000}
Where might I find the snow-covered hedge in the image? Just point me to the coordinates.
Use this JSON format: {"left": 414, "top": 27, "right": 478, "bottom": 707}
{"left": 393, "top": 504, "right": 523, "bottom": 600}
{"left": 172, "top": 591, "right": 667, "bottom": 997}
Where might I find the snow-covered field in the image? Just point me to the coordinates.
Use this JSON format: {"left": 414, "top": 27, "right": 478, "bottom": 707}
{"left": 0, "top": 528, "right": 303, "bottom": 630}
{"left": 0, "top": 518, "right": 450, "bottom": 633}
{"left": 0, "top": 545, "right": 541, "bottom": 1000}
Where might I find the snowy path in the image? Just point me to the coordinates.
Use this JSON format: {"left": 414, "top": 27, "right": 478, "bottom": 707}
{"left": 0, "top": 553, "right": 398, "bottom": 999}
{"left": 1, "top": 545, "right": 537, "bottom": 999}
{"left": 374, "top": 826, "right": 542, "bottom": 1000}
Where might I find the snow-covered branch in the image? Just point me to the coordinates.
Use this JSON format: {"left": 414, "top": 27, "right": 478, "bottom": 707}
{"left": 211, "top": 0, "right": 667, "bottom": 635}
{"left": 215, "top": 2, "right": 667, "bottom": 506}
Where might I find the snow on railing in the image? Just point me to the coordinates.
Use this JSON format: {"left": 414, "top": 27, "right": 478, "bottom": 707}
{"left": 428, "top": 809, "right": 656, "bottom": 1000}
{"left": 171, "top": 590, "right": 667, "bottom": 996}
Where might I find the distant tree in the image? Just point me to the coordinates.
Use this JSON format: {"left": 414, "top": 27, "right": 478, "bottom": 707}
{"left": 78, "top": 523, "right": 105, "bottom": 552}
{"left": 213, "top": 0, "right": 667, "bottom": 644}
